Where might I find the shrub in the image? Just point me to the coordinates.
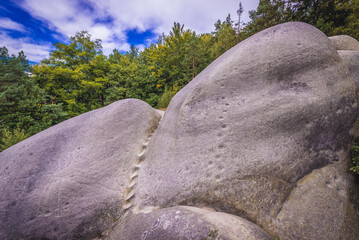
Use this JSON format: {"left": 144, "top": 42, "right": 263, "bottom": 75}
{"left": 351, "top": 138, "right": 359, "bottom": 174}
{"left": 0, "top": 128, "right": 29, "bottom": 152}
{"left": 157, "top": 85, "right": 179, "bottom": 109}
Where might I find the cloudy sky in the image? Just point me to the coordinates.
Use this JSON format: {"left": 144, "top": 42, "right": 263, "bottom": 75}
{"left": 0, "top": 0, "right": 259, "bottom": 63}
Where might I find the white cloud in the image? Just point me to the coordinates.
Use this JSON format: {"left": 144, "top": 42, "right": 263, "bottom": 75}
{"left": 136, "top": 44, "right": 146, "bottom": 52}
{"left": 0, "top": 32, "right": 52, "bottom": 62}
{"left": 17, "top": 0, "right": 127, "bottom": 55}
{"left": 15, "top": 0, "right": 259, "bottom": 56}
{"left": 102, "top": 41, "right": 130, "bottom": 55}
{"left": 87, "top": 0, "right": 259, "bottom": 34}
{"left": 0, "top": 17, "right": 28, "bottom": 33}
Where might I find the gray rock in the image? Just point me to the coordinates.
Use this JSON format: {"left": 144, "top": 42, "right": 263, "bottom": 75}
{"left": 274, "top": 154, "right": 359, "bottom": 240}
{"left": 105, "top": 206, "right": 272, "bottom": 240}
{"left": 338, "top": 50, "right": 359, "bottom": 86}
{"left": 329, "top": 35, "right": 359, "bottom": 50}
{"left": 134, "top": 22, "right": 359, "bottom": 239}
{"left": 0, "top": 99, "right": 161, "bottom": 240}
{"left": 337, "top": 50, "right": 359, "bottom": 137}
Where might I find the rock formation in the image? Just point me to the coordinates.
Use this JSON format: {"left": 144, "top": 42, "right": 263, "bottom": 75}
{"left": 134, "top": 22, "right": 359, "bottom": 239}
{"left": 105, "top": 206, "right": 271, "bottom": 240}
{"left": 339, "top": 50, "right": 359, "bottom": 86}
{"left": 330, "top": 35, "right": 359, "bottom": 137}
{"left": 1, "top": 22, "right": 359, "bottom": 240}
{"left": 0, "top": 99, "right": 161, "bottom": 240}
{"left": 329, "top": 35, "right": 359, "bottom": 51}
{"left": 329, "top": 35, "right": 359, "bottom": 86}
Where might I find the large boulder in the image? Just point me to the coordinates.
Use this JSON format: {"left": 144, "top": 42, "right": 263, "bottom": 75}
{"left": 332, "top": 36, "right": 359, "bottom": 137}
{"left": 329, "top": 35, "right": 359, "bottom": 50}
{"left": 105, "top": 206, "right": 272, "bottom": 240}
{"left": 338, "top": 50, "right": 359, "bottom": 85}
{"left": 338, "top": 50, "right": 359, "bottom": 137}
{"left": 133, "top": 22, "right": 359, "bottom": 239}
{"left": 0, "top": 99, "right": 162, "bottom": 240}
{"left": 329, "top": 35, "right": 359, "bottom": 86}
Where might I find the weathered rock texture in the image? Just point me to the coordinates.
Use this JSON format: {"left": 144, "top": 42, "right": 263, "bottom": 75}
{"left": 339, "top": 50, "right": 359, "bottom": 85}
{"left": 333, "top": 36, "right": 359, "bottom": 137}
{"left": 134, "top": 22, "right": 359, "bottom": 239}
{"left": 0, "top": 99, "right": 161, "bottom": 240}
{"left": 329, "top": 35, "right": 359, "bottom": 50}
{"left": 1, "top": 23, "right": 359, "bottom": 240}
{"left": 105, "top": 206, "right": 272, "bottom": 240}
{"left": 339, "top": 50, "right": 359, "bottom": 138}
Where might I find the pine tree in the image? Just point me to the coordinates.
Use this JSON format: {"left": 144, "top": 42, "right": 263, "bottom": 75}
{"left": 0, "top": 47, "right": 67, "bottom": 151}
{"left": 237, "top": 2, "right": 244, "bottom": 42}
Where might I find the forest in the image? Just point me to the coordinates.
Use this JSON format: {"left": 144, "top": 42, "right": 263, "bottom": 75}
{"left": 1, "top": 0, "right": 359, "bottom": 164}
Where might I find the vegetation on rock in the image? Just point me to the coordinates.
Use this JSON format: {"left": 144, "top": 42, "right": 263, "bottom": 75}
{"left": 351, "top": 138, "right": 359, "bottom": 174}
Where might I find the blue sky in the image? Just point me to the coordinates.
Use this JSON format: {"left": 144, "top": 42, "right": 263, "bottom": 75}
{"left": 0, "top": 0, "right": 259, "bottom": 62}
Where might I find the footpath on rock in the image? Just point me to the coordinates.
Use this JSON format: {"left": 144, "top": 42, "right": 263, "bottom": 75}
{"left": 1, "top": 22, "right": 359, "bottom": 240}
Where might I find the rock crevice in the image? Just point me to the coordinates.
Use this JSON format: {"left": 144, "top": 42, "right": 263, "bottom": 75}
{"left": 122, "top": 110, "right": 164, "bottom": 213}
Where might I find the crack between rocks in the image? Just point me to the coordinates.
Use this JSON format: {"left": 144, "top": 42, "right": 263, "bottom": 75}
{"left": 121, "top": 111, "right": 164, "bottom": 214}
{"left": 274, "top": 148, "right": 350, "bottom": 219}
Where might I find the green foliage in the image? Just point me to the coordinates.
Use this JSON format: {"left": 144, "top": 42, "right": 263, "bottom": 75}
{"left": 157, "top": 85, "right": 180, "bottom": 109}
{"left": 0, "top": 128, "right": 29, "bottom": 152}
{"left": 44, "top": 31, "right": 103, "bottom": 67}
{"left": 0, "top": 46, "right": 67, "bottom": 151}
{"left": 208, "top": 229, "right": 219, "bottom": 239}
{"left": 211, "top": 14, "right": 238, "bottom": 59}
{"left": 351, "top": 138, "right": 359, "bottom": 175}
{"left": 245, "top": 0, "right": 289, "bottom": 36}
{"left": 32, "top": 32, "right": 107, "bottom": 117}
{"left": 108, "top": 49, "right": 161, "bottom": 107}
{"left": 244, "top": 0, "right": 359, "bottom": 40}
{"left": 4, "top": 1, "right": 358, "bottom": 151}
{"left": 2, "top": 21, "right": 237, "bottom": 148}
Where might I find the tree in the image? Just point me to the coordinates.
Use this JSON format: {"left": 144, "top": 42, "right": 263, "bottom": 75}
{"left": 244, "top": 0, "right": 359, "bottom": 40}
{"left": 244, "top": 0, "right": 288, "bottom": 37}
{"left": 107, "top": 49, "right": 160, "bottom": 107}
{"left": 211, "top": 15, "right": 238, "bottom": 59}
{"left": 127, "top": 45, "right": 139, "bottom": 60}
{"left": 44, "top": 31, "right": 102, "bottom": 67}
{"left": 32, "top": 31, "right": 109, "bottom": 117}
{"left": 0, "top": 47, "right": 66, "bottom": 150}
{"left": 237, "top": 2, "right": 244, "bottom": 42}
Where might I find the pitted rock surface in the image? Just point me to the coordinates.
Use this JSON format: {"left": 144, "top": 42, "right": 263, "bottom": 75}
{"left": 338, "top": 50, "right": 359, "bottom": 86}
{"left": 105, "top": 206, "right": 272, "bottom": 240}
{"left": 134, "top": 22, "right": 359, "bottom": 239}
{"left": 337, "top": 48, "right": 359, "bottom": 138}
{"left": 329, "top": 35, "right": 359, "bottom": 50}
{"left": 0, "top": 99, "right": 161, "bottom": 240}
{"left": 1, "top": 22, "right": 359, "bottom": 240}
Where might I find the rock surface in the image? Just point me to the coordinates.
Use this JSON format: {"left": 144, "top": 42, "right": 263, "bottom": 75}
{"left": 338, "top": 50, "right": 359, "bottom": 86}
{"left": 105, "top": 206, "right": 272, "bottom": 240}
{"left": 134, "top": 22, "right": 359, "bottom": 239}
{"left": 337, "top": 49, "right": 359, "bottom": 137}
{"left": 1, "top": 23, "right": 359, "bottom": 240}
{"left": 0, "top": 99, "right": 161, "bottom": 240}
{"left": 329, "top": 35, "right": 359, "bottom": 50}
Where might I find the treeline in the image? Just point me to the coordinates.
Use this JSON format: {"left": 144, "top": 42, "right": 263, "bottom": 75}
{"left": 245, "top": 0, "right": 359, "bottom": 39}
{"left": 1, "top": 0, "right": 358, "bottom": 151}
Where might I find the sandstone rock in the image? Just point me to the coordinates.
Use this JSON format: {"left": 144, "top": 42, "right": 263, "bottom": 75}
{"left": 329, "top": 35, "right": 359, "bottom": 50}
{"left": 0, "top": 99, "right": 161, "bottom": 240}
{"left": 134, "top": 22, "right": 359, "bottom": 239}
{"left": 337, "top": 50, "right": 359, "bottom": 137}
{"left": 338, "top": 50, "right": 359, "bottom": 86}
{"left": 105, "top": 206, "right": 272, "bottom": 240}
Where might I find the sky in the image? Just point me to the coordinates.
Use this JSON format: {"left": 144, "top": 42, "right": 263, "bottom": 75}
{"left": 0, "top": 0, "right": 259, "bottom": 63}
